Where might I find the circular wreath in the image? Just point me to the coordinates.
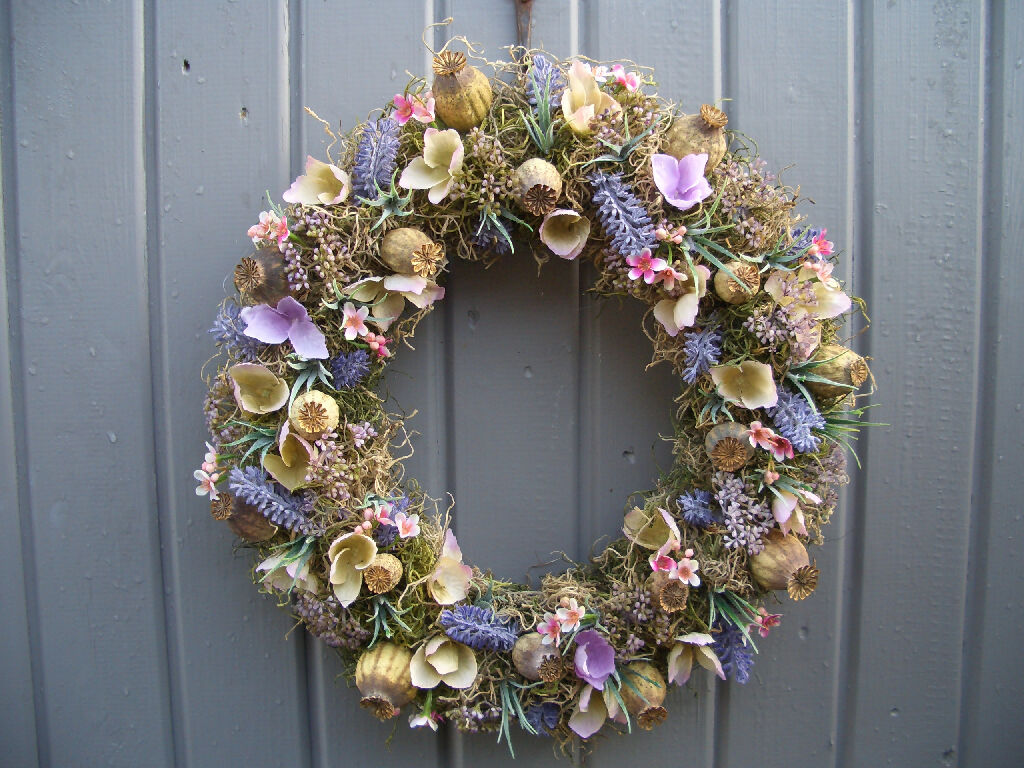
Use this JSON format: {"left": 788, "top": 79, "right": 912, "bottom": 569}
{"left": 199, "top": 43, "right": 870, "bottom": 754}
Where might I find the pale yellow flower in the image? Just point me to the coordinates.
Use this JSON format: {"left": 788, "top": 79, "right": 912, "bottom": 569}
{"left": 710, "top": 360, "right": 779, "bottom": 410}
{"left": 228, "top": 363, "right": 288, "bottom": 414}
{"left": 327, "top": 532, "right": 377, "bottom": 607}
{"left": 399, "top": 127, "right": 464, "bottom": 204}
{"left": 561, "top": 60, "right": 621, "bottom": 135}
{"left": 409, "top": 635, "right": 478, "bottom": 690}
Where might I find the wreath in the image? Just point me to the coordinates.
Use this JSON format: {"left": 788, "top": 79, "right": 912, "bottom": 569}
{"left": 199, "top": 39, "right": 872, "bottom": 756}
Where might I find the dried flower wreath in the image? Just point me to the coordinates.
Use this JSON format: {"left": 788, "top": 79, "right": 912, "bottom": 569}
{"left": 200, "top": 38, "right": 872, "bottom": 757}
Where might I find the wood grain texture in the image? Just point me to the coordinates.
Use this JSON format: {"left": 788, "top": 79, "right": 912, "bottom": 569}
{"left": 839, "top": 1, "right": 983, "bottom": 765}
{"left": 8, "top": 2, "right": 175, "bottom": 765}
{"left": 151, "top": 3, "right": 314, "bottom": 766}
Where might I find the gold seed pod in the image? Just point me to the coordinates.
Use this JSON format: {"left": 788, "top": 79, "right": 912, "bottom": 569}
{"left": 225, "top": 498, "right": 278, "bottom": 542}
{"left": 210, "top": 493, "right": 233, "bottom": 521}
{"left": 431, "top": 50, "right": 493, "bottom": 131}
{"left": 646, "top": 570, "right": 689, "bottom": 613}
{"left": 363, "top": 553, "right": 403, "bottom": 594}
{"left": 513, "top": 158, "right": 563, "bottom": 216}
{"left": 713, "top": 260, "right": 760, "bottom": 304}
{"left": 804, "top": 344, "right": 870, "bottom": 400}
{"left": 788, "top": 562, "right": 820, "bottom": 600}
{"left": 662, "top": 104, "right": 729, "bottom": 171}
{"left": 380, "top": 227, "right": 435, "bottom": 274}
{"left": 618, "top": 661, "right": 667, "bottom": 727}
{"left": 704, "top": 421, "right": 755, "bottom": 471}
{"left": 355, "top": 642, "right": 416, "bottom": 720}
{"left": 749, "top": 530, "right": 811, "bottom": 592}
{"left": 512, "top": 632, "right": 563, "bottom": 682}
{"left": 289, "top": 390, "right": 340, "bottom": 439}
{"left": 234, "top": 246, "right": 293, "bottom": 305}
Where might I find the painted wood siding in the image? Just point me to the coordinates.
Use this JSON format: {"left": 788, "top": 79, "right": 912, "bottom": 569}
{"left": 1, "top": 1, "right": 1020, "bottom": 766}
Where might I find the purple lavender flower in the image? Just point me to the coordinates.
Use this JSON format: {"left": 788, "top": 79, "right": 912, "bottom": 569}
{"left": 330, "top": 349, "right": 372, "bottom": 388}
{"left": 471, "top": 212, "right": 513, "bottom": 256}
{"left": 228, "top": 466, "right": 313, "bottom": 533}
{"left": 240, "top": 296, "right": 328, "bottom": 359}
{"left": 526, "top": 54, "right": 565, "bottom": 114}
{"left": 352, "top": 117, "right": 400, "bottom": 201}
{"left": 523, "top": 702, "right": 560, "bottom": 736}
{"left": 711, "top": 621, "right": 754, "bottom": 684}
{"left": 209, "top": 301, "right": 264, "bottom": 362}
{"left": 678, "top": 489, "right": 717, "bottom": 528}
{"left": 714, "top": 471, "right": 773, "bottom": 555}
{"left": 682, "top": 325, "right": 723, "bottom": 384}
{"left": 588, "top": 171, "right": 656, "bottom": 257}
{"left": 439, "top": 604, "right": 518, "bottom": 652}
{"left": 574, "top": 630, "right": 616, "bottom": 690}
{"left": 768, "top": 388, "right": 824, "bottom": 453}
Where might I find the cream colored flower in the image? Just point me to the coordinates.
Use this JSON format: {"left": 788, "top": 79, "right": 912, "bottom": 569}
{"left": 561, "top": 60, "right": 621, "bottom": 135}
{"left": 710, "top": 360, "right": 779, "bottom": 410}
{"left": 568, "top": 684, "right": 626, "bottom": 738}
{"left": 409, "top": 636, "right": 478, "bottom": 689}
{"left": 343, "top": 275, "right": 445, "bottom": 332}
{"left": 399, "top": 127, "right": 464, "bottom": 204}
{"left": 622, "top": 506, "right": 679, "bottom": 551}
{"left": 653, "top": 264, "right": 711, "bottom": 336}
{"left": 427, "top": 529, "right": 473, "bottom": 605}
{"left": 256, "top": 550, "right": 320, "bottom": 595}
{"left": 539, "top": 209, "right": 591, "bottom": 260}
{"left": 666, "top": 633, "right": 725, "bottom": 685}
{"left": 764, "top": 268, "right": 851, "bottom": 320}
{"left": 282, "top": 155, "right": 351, "bottom": 205}
{"left": 327, "top": 532, "right": 377, "bottom": 607}
{"left": 228, "top": 363, "right": 289, "bottom": 414}
{"left": 262, "top": 421, "right": 312, "bottom": 491}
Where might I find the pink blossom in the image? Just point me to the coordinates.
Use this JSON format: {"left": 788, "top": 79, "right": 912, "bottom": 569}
{"left": 626, "top": 248, "right": 668, "bottom": 283}
{"left": 364, "top": 332, "right": 391, "bottom": 358}
{"left": 672, "top": 548, "right": 701, "bottom": 587}
{"left": 655, "top": 223, "right": 687, "bottom": 244}
{"left": 556, "top": 597, "right": 585, "bottom": 633}
{"left": 808, "top": 229, "right": 834, "bottom": 257}
{"left": 537, "top": 613, "right": 562, "bottom": 646}
{"left": 769, "top": 435, "right": 794, "bottom": 461}
{"left": 747, "top": 421, "right": 794, "bottom": 461}
{"left": 752, "top": 607, "right": 782, "bottom": 638}
{"left": 652, "top": 264, "right": 687, "bottom": 291}
{"left": 763, "top": 469, "right": 780, "bottom": 485}
{"left": 194, "top": 469, "right": 220, "bottom": 500}
{"left": 247, "top": 210, "right": 289, "bottom": 246}
{"left": 340, "top": 302, "right": 369, "bottom": 340}
{"left": 581, "top": 62, "right": 611, "bottom": 83}
{"left": 649, "top": 551, "right": 677, "bottom": 573}
{"left": 802, "top": 257, "right": 834, "bottom": 282}
{"left": 392, "top": 511, "right": 421, "bottom": 539}
{"left": 392, "top": 92, "right": 436, "bottom": 125}
{"left": 611, "top": 64, "right": 640, "bottom": 91}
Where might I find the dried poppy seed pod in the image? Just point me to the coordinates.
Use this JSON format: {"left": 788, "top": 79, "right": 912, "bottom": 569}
{"left": 289, "top": 390, "right": 340, "bottom": 439}
{"left": 704, "top": 421, "right": 754, "bottom": 471}
{"left": 646, "top": 570, "right": 689, "bottom": 613}
{"left": 363, "top": 553, "right": 403, "bottom": 594}
{"left": 749, "top": 529, "right": 810, "bottom": 592}
{"left": 618, "top": 661, "right": 667, "bottom": 729}
{"left": 431, "top": 50, "right": 493, "bottom": 131}
{"left": 804, "top": 344, "right": 870, "bottom": 400}
{"left": 512, "top": 632, "right": 563, "bottom": 682}
{"left": 225, "top": 498, "right": 278, "bottom": 542}
{"left": 355, "top": 642, "right": 416, "bottom": 720}
{"left": 513, "top": 158, "right": 563, "bottom": 216}
{"left": 662, "top": 104, "right": 729, "bottom": 171}
{"left": 234, "top": 246, "right": 293, "bottom": 305}
{"left": 713, "top": 260, "right": 760, "bottom": 304}
{"left": 380, "top": 227, "right": 435, "bottom": 274}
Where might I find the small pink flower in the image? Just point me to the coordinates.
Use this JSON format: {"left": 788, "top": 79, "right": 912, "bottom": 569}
{"left": 747, "top": 421, "right": 778, "bottom": 451}
{"left": 582, "top": 62, "right": 611, "bottom": 83}
{"left": 769, "top": 435, "right": 794, "bottom": 461}
{"left": 556, "top": 597, "right": 586, "bottom": 633}
{"left": 611, "top": 64, "right": 639, "bottom": 92}
{"left": 652, "top": 264, "right": 687, "bottom": 292}
{"left": 247, "top": 211, "right": 289, "bottom": 246}
{"left": 655, "top": 222, "right": 687, "bottom": 244}
{"left": 537, "top": 613, "right": 562, "bottom": 646}
{"left": 808, "top": 230, "right": 834, "bottom": 257}
{"left": 392, "top": 511, "right": 420, "bottom": 539}
{"left": 752, "top": 607, "right": 782, "bottom": 638}
{"left": 393, "top": 92, "right": 436, "bottom": 125}
{"left": 672, "top": 548, "right": 701, "bottom": 587}
{"left": 763, "top": 469, "right": 780, "bottom": 485}
{"left": 364, "top": 332, "right": 391, "bottom": 358}
{"left": 203, "top": 441, "right": 218, "bottom": 466}
{"left": 340, "top": 302, "right": 369, "bottom": 340}
{"left": 801, "top": 257, "right": 834, "bottom": 282}
{"left": 649, "top": 551, "right": 677, "bottom": 573}
{"left": 626, "top": 248, "right": 668, "bottom": 284}
{"left": 194, "top": 469, "right": 220, "bottom": 500}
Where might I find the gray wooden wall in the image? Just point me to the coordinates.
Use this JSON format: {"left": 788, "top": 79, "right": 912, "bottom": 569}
{"left": 1, "top": 1, "right": 1021, "bottom": 766}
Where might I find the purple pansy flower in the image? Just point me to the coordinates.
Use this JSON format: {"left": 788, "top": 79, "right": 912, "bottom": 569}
{"left": 574, "top": 629, "right": 616, "bottom": 690}
{"left": 240, "top": 296, "right": 328, "bottom": 359}
{"left": 651, "top": 152, "right": 713, "bottom": 211}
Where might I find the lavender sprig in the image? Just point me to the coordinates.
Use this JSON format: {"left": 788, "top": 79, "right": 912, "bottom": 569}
{"left": 588, "top": 171, "right": 656, "bottom": 257}
{"left": 351, "top": 117, "right": 400, "bottom": 201}
{"left": 439, "top": 604, "right": 519, "bottom": 652}
{"left": 228, "top": 466, "right": 312, "bottom": 533}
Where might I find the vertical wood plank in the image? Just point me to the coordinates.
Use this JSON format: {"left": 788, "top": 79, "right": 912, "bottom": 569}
{"left": 298, "top": 3, "right": 447, "bottom": 765}
{"left": 583, "top": 3, "right": 718, "bottom": 767}
{"left": 0, "top": 1, "right": 40, "bottom": 758}
{"left": 714, "top": 3, "right": 853, "bottom": 767}
{"left": 152, "top": 3, "right": 314, "bottom": 766}
{"left": 959, "top": 2, "right": 1024, "bottom": 763}
{"left": 8, "top": 2, "right": 174, "bottom": 764}
{"left": 839, "top": 2, "right": 983, "bottom": 764}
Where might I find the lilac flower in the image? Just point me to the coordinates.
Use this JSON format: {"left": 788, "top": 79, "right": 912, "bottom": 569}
{"left": 711, "top": 621, "right": 754, "bottom": 684}
{"left": 652, "top": 153, "right": 713, "bottom": 211}
{"left": 573, "top": 630, "right": 616, "bottom": 690}
{"left": 714, "top": 471, "right": 773, "bottom": 555}
{"left": 228, "top": 466, "right": 313, "bottom": 533}
{"left": 768, "top": 388, "right": 824, "bottom": 453}
{"left": 526, "top": 54, "right": 565, "bottom": 114}
{"left": 678, "top": 490, "right": 717, "bottom": 528}
{"left": 682, "top": 325, "right": 723, "bottom": 384}
{"left": 351, "top": 117, "right": 400, "bottom": 201}
{"left": 523, "top": 702, "right": 560, "bottom": 736}
{"left": 209, "top": 301, "right": 264, "bottom": 362}
{"left": 439, "top": 604, "right": 519, "bottom": 652}
{"left": 330, "top": 349, "right": 372, "bottom": 388}
{"left": 588, "top": 171, "right": 656, "bottom": 257}
{"left": 240, "top": 296, "right": 328, "bottom": 359}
